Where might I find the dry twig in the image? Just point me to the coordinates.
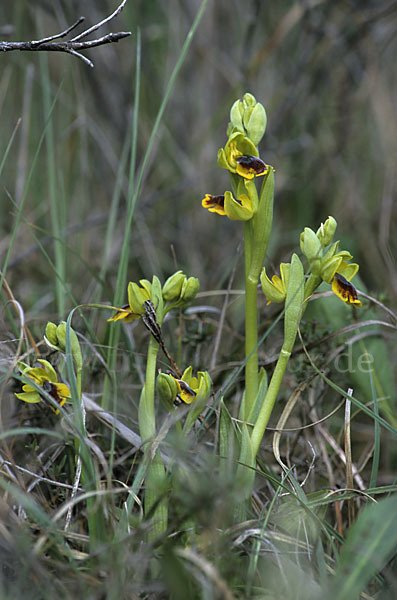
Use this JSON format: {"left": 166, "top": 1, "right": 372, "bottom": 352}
{"left": 0, "top": 0, "right": 131, "bottom": 68}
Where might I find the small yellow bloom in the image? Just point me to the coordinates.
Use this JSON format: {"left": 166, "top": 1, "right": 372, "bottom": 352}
{"left": 202, "top": 179, "right": 258, "bottom": 222}
{"left": 217, "top": 132, "right": 260, "bottom": 177}
{"left": 201, "top": 194, "right": 226, "bottom": 216}
{"left": 15, "top": 359, "right": 70, "bottom": 414}
{"left": 332, "top": 273, "right": 361, "bottom": 307}
{"left": 169, "top": 374, "right": 197, "bottom": 405}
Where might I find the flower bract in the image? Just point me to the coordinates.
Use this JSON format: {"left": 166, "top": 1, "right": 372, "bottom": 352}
{"left": 260, "top": 262, "right": 291, "bottom": 305}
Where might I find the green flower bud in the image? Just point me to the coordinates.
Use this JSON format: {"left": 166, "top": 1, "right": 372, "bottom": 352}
{"left": 55, "top": 322, "right": 67, "bottom": 351}
{"left": 300, "top": 227, "right": 322, "bottom": 274}
{"left": 300, "top": 227, "right": 322, "bottom": 262}
{"left": 244, "top": 102, "right": 267, "bottom": 146}
{"left": 180, "top": 276, "right": 200, "bottom": 303}
{"left": 242, "top": 92, "right": 256, "bottom": 108}
{"left": 44, "top": 322, "right": 58, "bottom": 349}
{"left": 316, "top": 216, "right": 337, "bottom": 247}
{"left": 227, "top": 94, "right": 267, "bottom": 146}
{"left": 44, "top": 321, "right": 82, "bottom": 371}
{"left": 162, "top": 270, "right": 186, "bottom": 302}
{"left": 229, "top": 99, "right": 244, "bottom": 133}
{"left": 128, "top": 280, "right": 151, "bottom": 315}
{"left": 157, "top": 372, "right": 179, "bottom": 411}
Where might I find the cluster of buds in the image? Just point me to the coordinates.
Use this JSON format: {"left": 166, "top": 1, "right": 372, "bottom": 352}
{"left": 108, "top": 271, "right": 199, "bottom": 324}
{"left": 162, "top": 270, "right": 200, "bottom": 308}
{"left": 261, "top": 216, "right": 361, "bottom": 307}
{"left": 44, "top": 320, "right": 83, "bottom": 369}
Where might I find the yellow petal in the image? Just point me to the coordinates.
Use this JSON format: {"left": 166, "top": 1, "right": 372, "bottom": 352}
{"left": 107, "top": 304, "right": 140, "bottom": 322}
{"left": 15, "top": 391, "right": 42, "bottom": 404}
{"left": 37, "top": 359, "right": 58, "bottom": 382}
{"left": 178, "top": 380, "right": 197, "bottom": 405}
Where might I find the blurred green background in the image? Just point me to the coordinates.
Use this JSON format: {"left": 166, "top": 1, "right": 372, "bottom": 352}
{"left": 1, "top": 0, "right": 395, "bottom": 315}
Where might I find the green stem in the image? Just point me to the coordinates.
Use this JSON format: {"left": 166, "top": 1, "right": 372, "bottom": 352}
{"left": 250, "top": 346, "right": 291, "bottom": 458}
{"left": 241, "top": 170, "right": 274, "bottom": 421}
{"left": 138, "top": 336, "right": 168, "bottom": 537}
{"left": 304, "top": 273, "right": 321, "bottom": 300}
{"left": 250, "top": 253, "right": 304, "bottom": 458}
{"left": 243, "top": 227, "right": 259, "bottom": 421}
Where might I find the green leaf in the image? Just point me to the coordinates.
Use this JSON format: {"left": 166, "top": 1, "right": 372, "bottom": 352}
{"left": 329, "top": 496, "right": 397, "bottom": 600}
{"left": 219, "top": 399, "right": 240, "bottom": 478}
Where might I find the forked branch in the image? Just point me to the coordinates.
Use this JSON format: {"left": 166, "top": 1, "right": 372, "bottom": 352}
{"left": 0, "top": 0, "right": 131, "bottom": 68}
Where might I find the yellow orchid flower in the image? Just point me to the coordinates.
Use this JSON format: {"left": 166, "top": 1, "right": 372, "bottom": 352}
{"left": 107, "top": 279, "right": 152, "bottom": 322}
{"left": 202, "top": 179, "right": 258, "bottom": 221}
{"left": 217, "top": 132, "right": 267, "bottom": 179}
{"left": 15, "top": 359, "right": 70, "bottom": 414}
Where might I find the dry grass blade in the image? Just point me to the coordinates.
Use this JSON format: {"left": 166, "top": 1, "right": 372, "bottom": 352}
{"left": 344, "top": 388, "right": 355, "bottom": 526}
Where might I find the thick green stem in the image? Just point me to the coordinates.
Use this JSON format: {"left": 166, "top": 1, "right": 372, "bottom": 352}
{"left": 241, "top": 170, "right": 274, "bottom": 421}
{"left": 243, "top": 264, "right": 259, "bottom": 420}
{"left": 138, "top": 336, "right": 168, "bottom": 537}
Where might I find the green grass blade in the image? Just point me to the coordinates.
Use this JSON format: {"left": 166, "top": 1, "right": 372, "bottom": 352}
{"left": 329, "top": 495, "right": 397, "bottom": 600}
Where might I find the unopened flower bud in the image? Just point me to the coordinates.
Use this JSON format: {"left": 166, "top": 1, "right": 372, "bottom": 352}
{"left": 44, "top": 322, "right": 58, "bottom": 348}
{"left": 181, "top": 277, "right": 200, "bottom": 303}
{"left": 157, "top": 372, "right": 179, "bottom": 411}
{"left": 316, "top": 216, "right": 337, "bottom": 247}
{"left": 300, "top": 227, "right": 322, "bottom": 274}
{"left": 162, "top": 271, "right": 186, "bottom": 302}
{"left": 229, "top": 99, "right": 244, "bottom": 133}
{"left": 44, "top": 321, "right": 82, "bottom": 370}
{"left": 244, "top": 101, "right": 267, "bottom": 146}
